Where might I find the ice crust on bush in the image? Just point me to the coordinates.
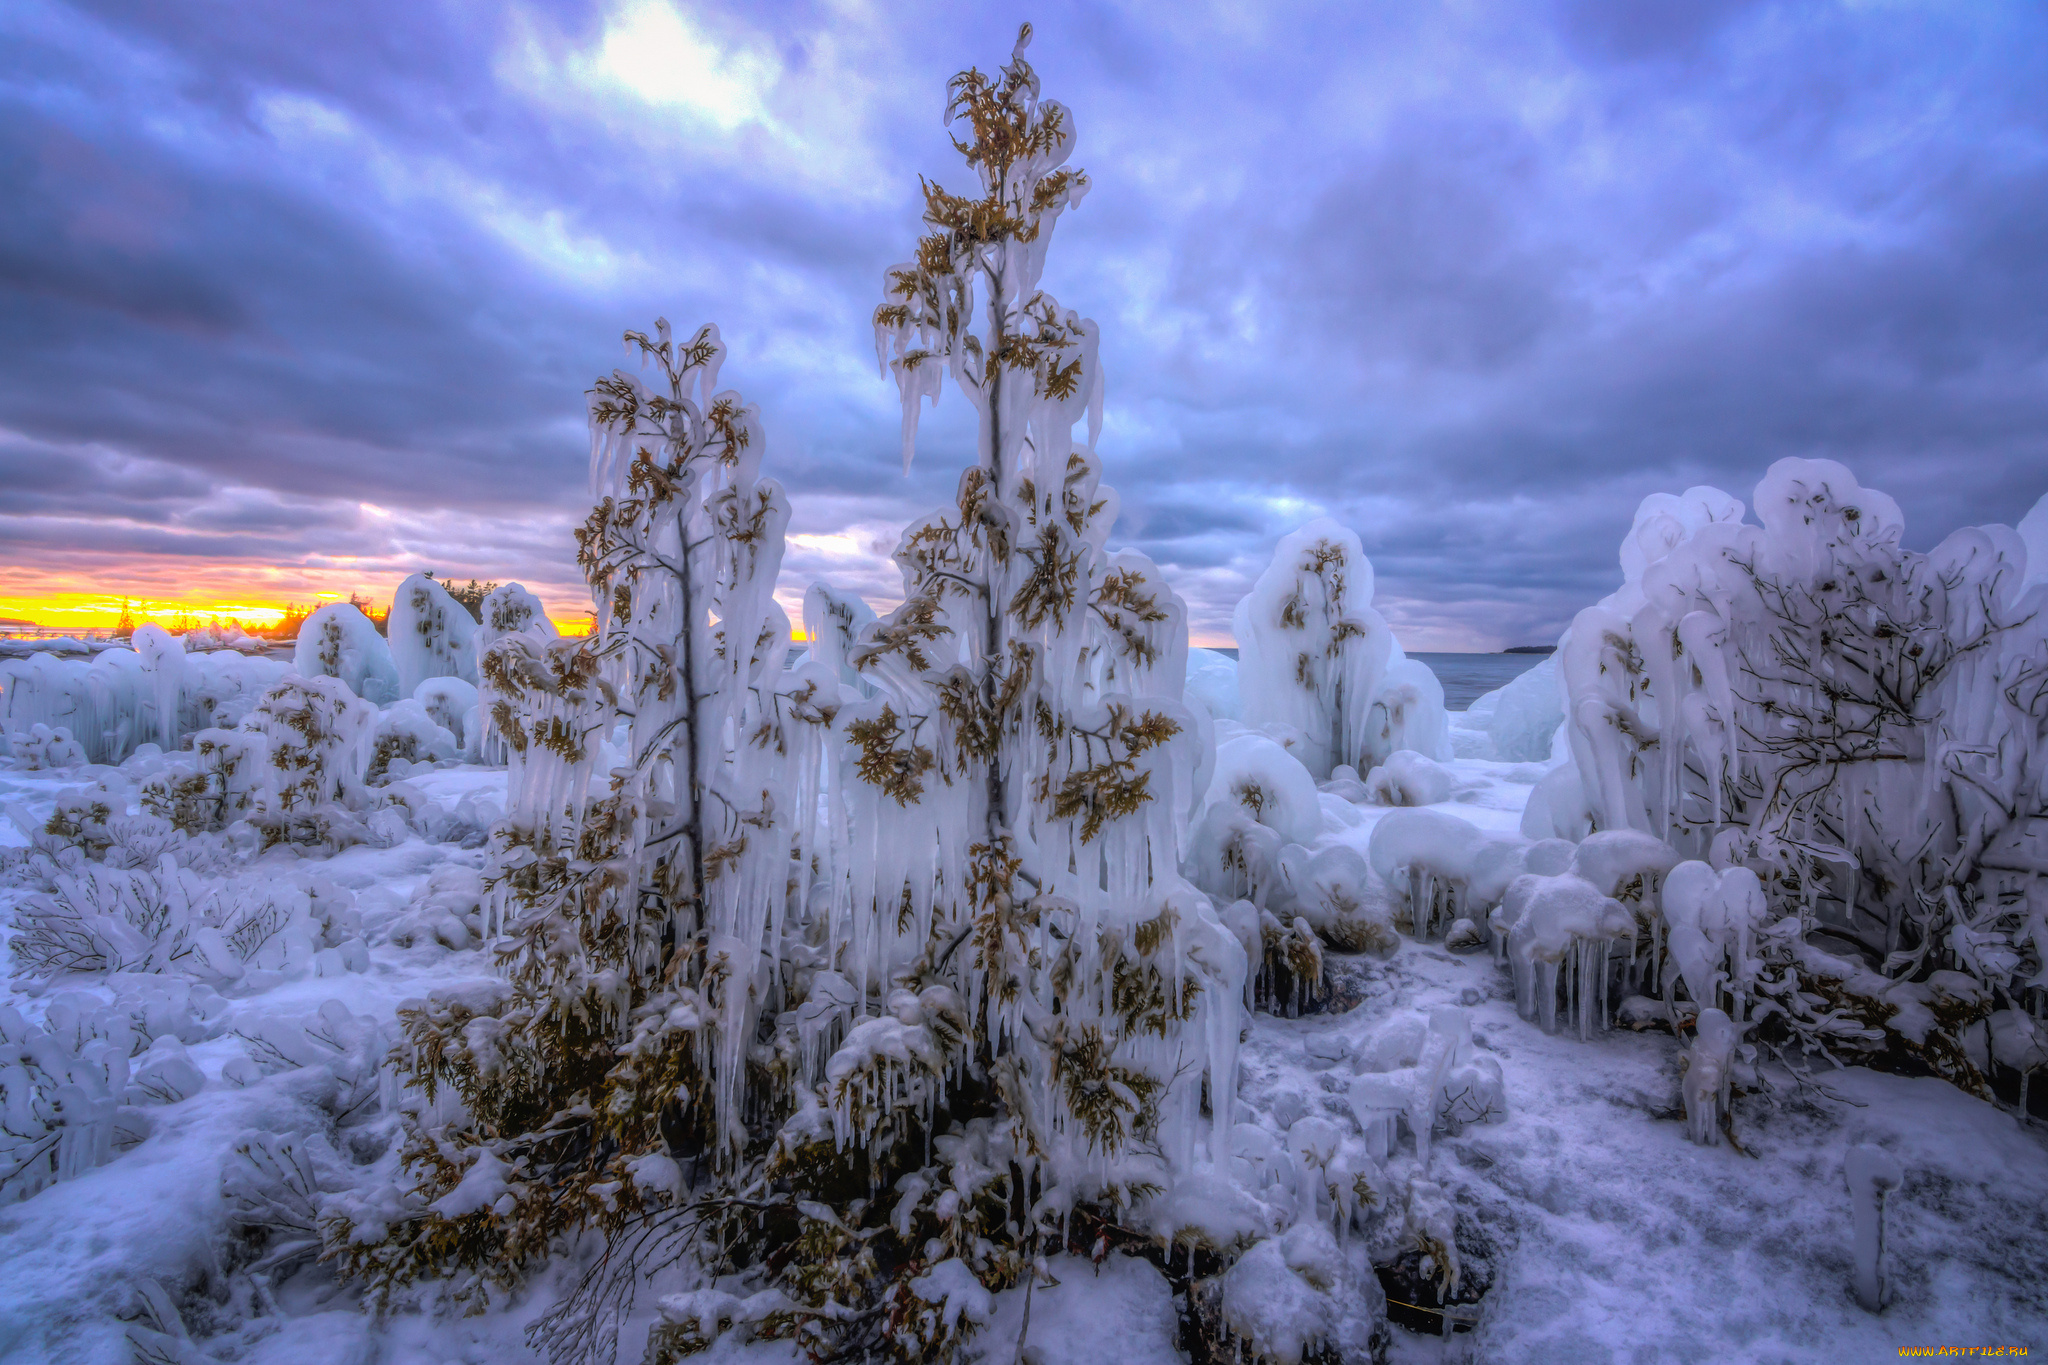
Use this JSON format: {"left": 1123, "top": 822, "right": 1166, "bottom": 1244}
{"left": 294, "top": 603, "right": 400, "bottom": 705}
{"left": 1233, "top": 517, "right": 1450, "bottom": 779}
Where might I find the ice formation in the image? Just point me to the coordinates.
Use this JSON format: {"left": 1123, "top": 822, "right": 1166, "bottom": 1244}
{"left": 1362, "top": 749, "right": 1454, "bottom": 807}
{"left": 387, "top": 573, "right": 479, "bottom": 697}
{"left": 1846, "top": 1143, "right": 1903, "bottom": 1311}
{"left": 1234, "top": 517, "right": 1450, "bottom": 778}
{"left": 1455, "top": 652, "right": 1564, "bottom": 763}
{"left": 1554, "top": 459, "right": 2048, "bottom": 1080}
{"left": 294, "top": 603, "right": 401, "bottom": 704}
{"left": 1368, "top": 809, "right": 1528, "bottom": 942}
{"left": 0, "top": 638, "right": 287, "bottom": 766}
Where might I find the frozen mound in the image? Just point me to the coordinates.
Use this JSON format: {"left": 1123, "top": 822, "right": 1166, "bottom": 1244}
{"left": 1184, "top": 646, "right": 1241, "bottom": 722}
{"left": 293, "top": 603, "right": 400, "bottom": 705}
{"left": 1, "top": 636, "right": 288, "bottom": 766}
{"left": 1459, "top": 651, "right": 1564, "bottom": 764}
{"left": 1362, "top": 749, "right": 1454, "bottom": 807}
{"left": 1368, "top": 809, "right": 1530, "bottom": 942}
{"left": 387, "top": 573, "right": 479, "bottom": 697}
{"left": 413, "top": 676, "right": 479, "bottom": 755}
{"left": 1233, "top": 517, "right": 1450, "bottom": 778}
{"left": 1200, "top": 727, "right": 1323, "bottom": 847}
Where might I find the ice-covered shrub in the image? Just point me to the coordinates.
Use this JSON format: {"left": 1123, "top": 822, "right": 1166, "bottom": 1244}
{"left": 1345, "top": 1007, "right": 1505, "bottom": 1169}
{"left": 1362, "top": 749, "right": 1454, "bottom": 807}
{"left": 388, "top": 572, "right": 479, "bottom": 698}
{"left": 1209, "top": 1220, "right": 1385, "bottom": 1365}
{"left": 293, "top": 603, "right": 400, "bottom": 704}
{"left": 9, "top": 856, "right": 327, "bottom": 984}
{"left": 1498, "top": 873, "right": 1636, "bottom": 1039}
{"left": 7, "top": 723, "right": 86, "bottom": 770}
{"left": 0, "top": 984, "right": 223, "bottom": 1205}
{"left": 136, "top": 727, "right": 272, "bottom": 833}
{"left": 413, "top": 676, "right": 479, "bottom": 755}
{"left": 0, "top": 1001, "right": 151, "bottom": 1203}
{"left": 1201, "top": 728, "right": 1323, "bottom": 846}
{"left": 1233, "top": 517, "right": 1450, "bottom": 778}
{"left": 384, "top": 864, "right": 485, "bottom": 950}
{"left": 366, "top": 699, "right": 458, "bottom": 784}
{"left": 1368, "top": 809, "right": 1529, "bottom": 942}
{"left": 241, "top": 674, "right": 376, "bottom": 847}
{"left": 1277, "top": 844, "right": 1396, "bottom": 955}
{"left": 1556, "top": 460, "right": 2048, "bottom": 1087}
{"left": 469, "top": 583, "right": 557, "bottom": 767}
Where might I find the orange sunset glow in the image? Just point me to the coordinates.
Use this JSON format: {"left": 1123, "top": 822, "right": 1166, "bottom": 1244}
{"left": 0, "top": 564, "right": 594, "bottom": 637}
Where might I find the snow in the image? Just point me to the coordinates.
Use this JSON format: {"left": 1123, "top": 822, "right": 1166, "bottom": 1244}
{"left": 2, "top": 747, "right": 2045, "bottom": 1362}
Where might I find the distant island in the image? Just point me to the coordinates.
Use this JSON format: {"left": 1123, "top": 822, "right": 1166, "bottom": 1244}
{"left": 1503, "top": 644, "right": 1557, "bottom": 654}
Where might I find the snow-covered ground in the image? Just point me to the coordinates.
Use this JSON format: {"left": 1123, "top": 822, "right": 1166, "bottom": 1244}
{"left": 2, "top": 757, "right": 2043, "bottom": 1364}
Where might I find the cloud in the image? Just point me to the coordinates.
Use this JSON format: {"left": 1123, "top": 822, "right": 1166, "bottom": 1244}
{"left": 3, "top": 0, "right": 2045, "bottom": 649}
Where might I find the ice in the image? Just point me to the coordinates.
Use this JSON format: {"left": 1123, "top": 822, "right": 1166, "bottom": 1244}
{"left": 1367, "top": 808, "right": 1527, "bottom": 942}
{"left": 1361, "top": 749, "right": 1453, "bottom": 807}
{"left": 1184, "top": 646, "right": 1242, "bottom": 722}
{"left": 1846, "top": 1143, "right": 1903, "bottom": 1310}
{"left": 1463, "top": 652, "right": 1564, "bottom": 764}
{"left": 1500, "top": 872, "right": 1635, "bottom": 1038}
{"left": 1201, "top": 727, "right": 1324, "bottom": 846}
{"left": 386, "top": 574, "right": 479, "bottom": 699}
{"left": 1681, "top": 1007, "right": 1738, "bottom": 1145}
{"left": 293, "top": 604, "right": 400, "bottom": 705}
{"left": 1234, "top": 517, "right": 1449, "bottom": 778}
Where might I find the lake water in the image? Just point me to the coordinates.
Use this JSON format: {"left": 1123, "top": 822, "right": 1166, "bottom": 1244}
{"left": 1408, "top": 652, "right": 1550, "bottom": 710}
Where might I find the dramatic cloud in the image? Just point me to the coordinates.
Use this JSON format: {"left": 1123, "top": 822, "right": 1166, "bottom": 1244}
{"left": 3, "top": 0, "right": 2044, "bottom": 644}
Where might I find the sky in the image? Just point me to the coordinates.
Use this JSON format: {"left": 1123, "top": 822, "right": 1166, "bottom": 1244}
{"left": 3, "top": 0, "right": 2045, "bottom": 647}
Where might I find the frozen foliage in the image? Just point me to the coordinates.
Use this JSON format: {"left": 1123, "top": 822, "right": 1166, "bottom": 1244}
{"left": 293, "top": 603, "right": 401, "bottom": 704}
{"left": 388, "top": 573, "right": 480, "bottom": 698}
{"left": 0, "top": 980, "right": 232, "bottom": 1205}
{"left": 0, "top": 999, "right": 153, "bottom": 1203}
{"left": 9, "top": 856, "right": 361, "bottom": 986}
{"left": 413, "top": 676, "right": 480, "bottom": 756}
{"left": 1233, "top": 517, "right": 1450, "bottom": 778}
{"left": 1, "top": 639, "right": 287, "bottom": 766}
{"left": 1362, "top": 749, "right": 1454, "bottom": 807}
{"left": 1555, "top": 458, "right": 2048, "bottom": 1088}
